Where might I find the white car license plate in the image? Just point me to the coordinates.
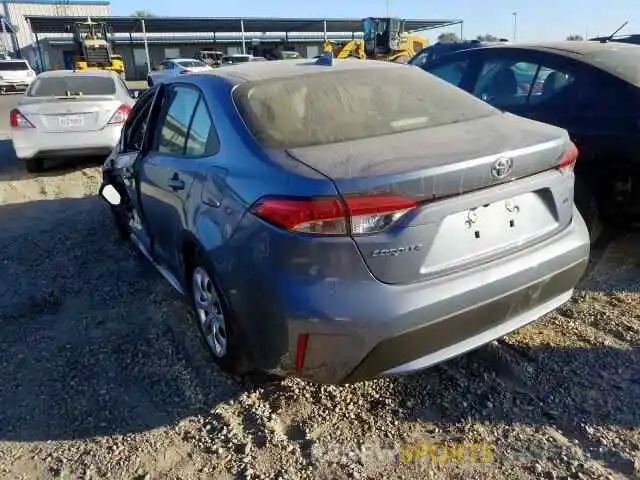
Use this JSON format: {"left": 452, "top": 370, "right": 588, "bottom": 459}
{"left": 59, "top": 115, "right": 83, "bottom": 128}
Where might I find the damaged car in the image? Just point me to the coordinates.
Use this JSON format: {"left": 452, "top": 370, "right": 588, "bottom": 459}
{"left": 99, "top": 58, "right": 590, "bottom": 384}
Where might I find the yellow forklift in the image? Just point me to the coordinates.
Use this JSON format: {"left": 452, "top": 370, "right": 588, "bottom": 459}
{"left": 323, "top": 17, "right": 428, "bottom": 63}
{"left": 65, "top": 17, "right": 126, "bottom": 78}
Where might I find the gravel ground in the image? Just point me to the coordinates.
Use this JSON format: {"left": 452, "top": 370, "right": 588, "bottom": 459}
{"left": 0, "top": 117, "right": 638, "bottom": 479}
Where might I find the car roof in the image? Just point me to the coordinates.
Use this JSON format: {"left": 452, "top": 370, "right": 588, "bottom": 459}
{"left": 468, "top": 41, "right": 640, "bottom": 86}
{"left": 201, "top": 58, "right": 402, "bottom": 84}
{"left": 36, "top": 69, "right": 117, "bottom": 78}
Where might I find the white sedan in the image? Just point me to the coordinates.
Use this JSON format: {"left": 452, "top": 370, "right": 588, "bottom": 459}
{"left": 146, "top": 58, "right": 213, "bottom": 86}
{"left": 10, "top": 70, "right": 136, "bottom": 173}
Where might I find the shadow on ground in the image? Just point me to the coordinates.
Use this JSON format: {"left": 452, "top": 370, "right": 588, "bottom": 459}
{"left": 0, "top": 139, "right": 106, "bottom": 182}
{"left": 0, "top": 196, "right": 243, "bottom": 442}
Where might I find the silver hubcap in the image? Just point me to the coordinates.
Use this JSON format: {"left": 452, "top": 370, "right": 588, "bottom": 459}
{"left": 192, "top": 266, "right": 227, "bottom": 357}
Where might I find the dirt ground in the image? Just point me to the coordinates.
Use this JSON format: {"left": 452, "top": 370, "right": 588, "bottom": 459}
{"left": 0, "top": 124, "right": 638, "bottom": 480}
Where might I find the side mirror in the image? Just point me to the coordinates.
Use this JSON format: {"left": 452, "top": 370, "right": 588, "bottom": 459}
{"left": 99, "top": 183, "right": 121, "bottom": 206}
{"left": 129, "top": 89, "right": 142, "bottom": 99}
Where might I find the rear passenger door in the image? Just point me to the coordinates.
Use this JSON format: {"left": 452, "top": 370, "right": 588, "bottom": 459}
{"left": 138, "top": 83, "right": 219, "bottom": 274}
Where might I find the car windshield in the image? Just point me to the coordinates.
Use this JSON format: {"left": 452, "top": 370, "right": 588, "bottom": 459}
{"left": 0, "top": 61, "right": 29, "bottom": 71}
{"left": 27, "top": 76, "right": 116, "bottom": 96}
{"left": 233, "top": 66, "right": 499, "bottom": 149}
{"left": 177, "top": 60, "right": 207, "bottom": 68}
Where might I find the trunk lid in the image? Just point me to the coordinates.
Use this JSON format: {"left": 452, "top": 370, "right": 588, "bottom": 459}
{"left": 17, "top": 96, "right": 122, "bottom": 133}
{"left": 285, "top": 113, "right": 575, "bottom": 284}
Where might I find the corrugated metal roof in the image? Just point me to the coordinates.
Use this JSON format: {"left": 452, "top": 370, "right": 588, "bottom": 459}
{"left": 26, "top": 15, "right": 462, "bottom": 35}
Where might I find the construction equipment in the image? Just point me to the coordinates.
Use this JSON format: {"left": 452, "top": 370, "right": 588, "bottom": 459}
{"left": 199, "top": 50, "right": 224, "bottom": 67}
{"left": 66, "top": 17, "right": 125, "bottom": 77}
{"left": 322, "top": 17, "right": 428, "bottom": 63}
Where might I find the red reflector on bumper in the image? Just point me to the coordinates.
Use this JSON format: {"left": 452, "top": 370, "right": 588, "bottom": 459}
{"left": 295, "top": 334, "right": 309, "bottom": 370}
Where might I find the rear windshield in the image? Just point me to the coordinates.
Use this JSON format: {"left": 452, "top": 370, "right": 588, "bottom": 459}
{"left": 0, "top": 61, "right": 29, "bottom": 71}
{"left": 177, "top": 60, "right": 207, "bottom": 68}
{"left": 233, "top": 66, "right": 499, "bottom": 149}
{"left": 27, "top": 76, "right": 116, "bottom": 97}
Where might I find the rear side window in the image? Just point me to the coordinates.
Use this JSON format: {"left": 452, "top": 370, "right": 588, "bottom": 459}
{"left": 0, "top": 61, "right": 29, "bottom": 71}
{"left": 233, "top": 66, "right": 499, "bottom": 149}
{"left": 156, "top": 86, "right": 200, "bottom": 155}
{"left": 154, "top": 85, "right": 218, "bottom": 156}
{"left": 28, "top": 76, "right": 116, "bottom": 96}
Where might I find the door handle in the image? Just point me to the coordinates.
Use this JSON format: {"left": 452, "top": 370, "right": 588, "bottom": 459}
{"left": 167, "top": 176, "right": 185, "bottom": 191}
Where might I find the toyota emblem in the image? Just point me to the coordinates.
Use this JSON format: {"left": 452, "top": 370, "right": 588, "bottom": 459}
{"left": 491, "top": 157, "right": 514, "bottom": 179}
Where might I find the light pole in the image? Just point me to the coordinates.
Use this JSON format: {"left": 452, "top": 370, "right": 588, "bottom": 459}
{"left": 512, "top": 12, "right": 518, "bottom": 42}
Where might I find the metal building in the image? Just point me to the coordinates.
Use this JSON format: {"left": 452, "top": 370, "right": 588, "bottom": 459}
{"left": 2, "top": 0, "right": 109, "bottom": 68}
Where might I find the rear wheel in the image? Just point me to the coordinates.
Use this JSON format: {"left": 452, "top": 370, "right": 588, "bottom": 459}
{"left": 24, "top": 158, "right": 43, "bottom": 173}
{"left": 188, "top": 251, "right": 252, "bottom": 376}
{"left": 574, "top": 177, "right": 603, "bottom": 245}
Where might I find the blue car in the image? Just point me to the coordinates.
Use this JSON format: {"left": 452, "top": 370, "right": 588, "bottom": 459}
{"left": 99, "top": 58, "right": 589, "bottom": 384}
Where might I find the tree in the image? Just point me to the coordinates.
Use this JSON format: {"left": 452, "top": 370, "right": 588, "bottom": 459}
{"left": 437, "top": 32, "right": 460, "bottom": 43}
{"left": 476, "top": 34, "right": 500, "bottom": 42}
{"left": 132, "top": 10, "right": 155, "bottom": 17}
{"left": 566, "top": 34, "right": 584, "bottom": 41}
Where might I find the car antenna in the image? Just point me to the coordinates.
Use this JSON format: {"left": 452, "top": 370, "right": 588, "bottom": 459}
{"left": 601, "top": 21, "right": 628, "bottom": 43}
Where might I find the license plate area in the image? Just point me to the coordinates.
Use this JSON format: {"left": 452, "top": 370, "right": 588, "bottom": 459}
{"left": 420, "top": 191, "right": 558, "bottom": 275}
{"left": 58, "top": 114, "right": 84, "bottom": 128}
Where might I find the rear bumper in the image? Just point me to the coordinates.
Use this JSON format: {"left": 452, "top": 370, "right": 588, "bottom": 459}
{"left": 226, "top": 208, "right": 590, "bottom": 384}
{"left": 11, "top": 126, "right": 121, "bottom": 160}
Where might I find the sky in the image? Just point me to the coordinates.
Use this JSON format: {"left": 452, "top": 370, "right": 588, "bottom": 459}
{"left": 109, "top": 0, "right": 639, "bottom": 43}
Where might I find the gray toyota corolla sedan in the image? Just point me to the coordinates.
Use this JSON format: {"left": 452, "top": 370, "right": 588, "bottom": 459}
{"left": 99, "top": 57, "right": 590, "bottom": 384}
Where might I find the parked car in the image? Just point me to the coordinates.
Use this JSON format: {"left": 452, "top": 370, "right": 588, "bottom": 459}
{"left": 415, "top": 41, "right": 640, "bottom": 242}
{"left": 99, "top": 58, "right": 590, "bottom": 384}
{"left": 11, "top": 70, "right": 136, "bottom": 172}
{"left": 409, "top": 40, "right": 490, "bottom": 67}
{"left": 0, "top": 58, "right": 36, "bottom": 94}
{"left": 147, "top": 58, "right": 213, "bottom": 86}
{"left": 220, "top": 54, "right": 263, "bottom": 65}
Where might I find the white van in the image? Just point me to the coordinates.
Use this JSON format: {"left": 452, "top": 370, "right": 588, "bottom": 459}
{"left": 0, "top": 59, "right": 36, "bottom": 94}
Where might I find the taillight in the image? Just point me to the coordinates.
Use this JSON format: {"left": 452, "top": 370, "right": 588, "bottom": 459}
{"left": 179, "top": 69, "right": 193, "bottom": 74}
{"left": 558, "top": 142, "right": 578, "bottom": 175}
{"left": 10, "top": 109, "right": 34, "bottom": 128}
{"left": 108, "top": 104, "right": 131, "bottom": 125}
{"left": 251, "top": 194, "right": 417, "bottom": 235}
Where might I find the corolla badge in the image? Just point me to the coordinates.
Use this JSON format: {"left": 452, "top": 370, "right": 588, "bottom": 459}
{"left": 491, "top": 156, "right": 514, "bottom": 179}
{"left": 371, "top": 244, "right": 423, "bottom": 257}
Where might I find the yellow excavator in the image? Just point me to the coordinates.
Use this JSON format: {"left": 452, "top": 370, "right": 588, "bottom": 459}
{"left": 322, "top": 17, "right": 428, "bottom": 63}
{"left": 66, "top": 17, "right": 126, "bottom": 78}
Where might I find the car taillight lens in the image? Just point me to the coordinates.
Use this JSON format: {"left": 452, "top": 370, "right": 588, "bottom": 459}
{"left": 251, "top": 195, "right": 417, "bottom": 236}
{"left": 558, "top": 142, "right": 578, "bottom": 175}
{"left": 108, "top": 104, "right": 131, "bottom": 125}
{"left": 10, "top": 109, "right": 34, "bottom": 128}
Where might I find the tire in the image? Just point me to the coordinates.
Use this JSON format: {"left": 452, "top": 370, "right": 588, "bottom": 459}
{"left": 24, "top": 158, "right": 43, "bottom": 173}
{"left": 187, "top": 250, "right": 252, "bottom": 376}
{"left": 574, "top": 177, "right": 603, "bottom": 245}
